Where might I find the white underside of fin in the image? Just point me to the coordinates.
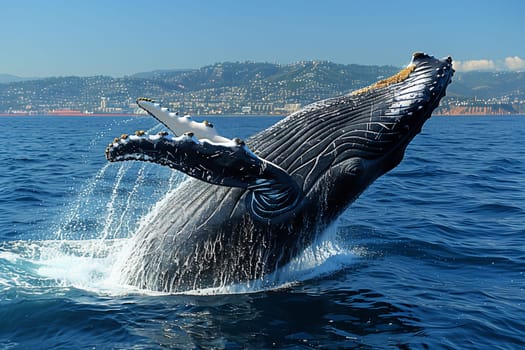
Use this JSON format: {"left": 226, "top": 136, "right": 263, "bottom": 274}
{"left": 137, "top": 99, "right": 230, "bottom": 143}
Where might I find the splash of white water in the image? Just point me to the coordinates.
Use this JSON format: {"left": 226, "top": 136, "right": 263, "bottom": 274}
{"left": 0, "top": 122, "right": 175, "bottom": 296}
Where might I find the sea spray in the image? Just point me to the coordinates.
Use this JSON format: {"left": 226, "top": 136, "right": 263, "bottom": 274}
{"left": 54, "top": 163, "right": 111, "bottom": 241}
{"left": 12, "top": 123, "right": 180, "bottom": 294}
{"left": 108, "top": 183, "right": 188, "bottom": 291}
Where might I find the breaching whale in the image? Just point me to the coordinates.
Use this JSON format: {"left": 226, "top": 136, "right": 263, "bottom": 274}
{"left": 106, "top": 53, "right": 453, "bottom": 293}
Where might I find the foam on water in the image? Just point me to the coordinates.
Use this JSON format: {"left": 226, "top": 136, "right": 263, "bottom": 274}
{"left": 1, "top": 223, "right": 359, "bottom": 298}
{"left": 0, "top": 239, "right": 123, "bottom": 293}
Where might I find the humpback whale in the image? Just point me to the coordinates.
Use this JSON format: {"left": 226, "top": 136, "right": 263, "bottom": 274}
{"left": 106, "top": 53, "right": 453, "bottom": 293}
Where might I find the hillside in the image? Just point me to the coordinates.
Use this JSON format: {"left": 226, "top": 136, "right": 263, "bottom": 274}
{"left": 0, "top": 74, "right": 35, "bottom": 84}
{"left": 1, "top": 62, "right": 524, "bottom": 115}
{"left": 448, "top": 71, "right": 525, "bottom": 98}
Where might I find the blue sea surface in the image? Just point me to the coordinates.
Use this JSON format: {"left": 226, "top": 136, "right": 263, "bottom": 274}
{"left": 0, "top": 115, "right": 524, "bottom": 349}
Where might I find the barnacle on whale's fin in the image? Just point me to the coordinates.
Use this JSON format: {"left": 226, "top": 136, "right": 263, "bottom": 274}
{"left": 106, "top": 101, "right": 301, "bottom": 221}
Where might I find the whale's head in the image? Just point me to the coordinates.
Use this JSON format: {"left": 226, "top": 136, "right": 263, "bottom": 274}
{"left": 265, "top": 53, "right": 454, "bottom": 216}
{"left": 342, "top": 53, "right": 453, "bottom": 181}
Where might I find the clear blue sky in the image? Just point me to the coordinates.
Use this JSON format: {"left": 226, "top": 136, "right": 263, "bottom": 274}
{"left": 2, "top": 0, "right": 524, "bottom": 77}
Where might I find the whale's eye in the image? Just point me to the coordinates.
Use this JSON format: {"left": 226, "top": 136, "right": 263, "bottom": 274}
{"left": 344, "top": 159, "right": 364, "bottom": 176}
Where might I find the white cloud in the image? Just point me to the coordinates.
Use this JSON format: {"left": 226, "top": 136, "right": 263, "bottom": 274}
{"left": 453, "top": 59, "right": 496, "bottom": 72}
{"left": 453, "top": 56, "right": 525, "bottom": 72}
{"left": 504, "top": 56, "right": 525, "bottom": 71}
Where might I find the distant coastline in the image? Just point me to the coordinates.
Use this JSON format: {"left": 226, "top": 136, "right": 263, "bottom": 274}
{"left": 435, "top": 113, "right": 525, "bottom": 117}
{"left": 0, "top": 111, "right": 140, "bottom": 117}
{"left": 2, "top": 61, "right": 524, "bottom": 118}
{"left": 1, "top": 111, "right": 524, "bottom": 118}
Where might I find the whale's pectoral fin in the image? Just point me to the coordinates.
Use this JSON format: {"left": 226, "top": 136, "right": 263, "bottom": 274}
{"left": 106, "top": 126, "right": 301, "bottom": 221}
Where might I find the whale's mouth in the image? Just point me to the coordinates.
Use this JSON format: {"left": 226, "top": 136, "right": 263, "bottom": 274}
{"left": 349, "top": 53, "right": 454, "bottom": 158}
{"left": 391, "top": 54, "right": 454, "bottom": 148}
{"left": 356, "top": 53, "right": 454, "bottom": 173}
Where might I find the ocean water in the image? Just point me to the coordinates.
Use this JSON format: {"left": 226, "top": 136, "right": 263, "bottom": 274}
{"left": 0, "top": 115, "right": 524, "bottom": 349}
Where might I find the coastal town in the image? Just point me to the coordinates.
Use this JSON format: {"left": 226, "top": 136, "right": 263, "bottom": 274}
{"left": 1, "top": 61, "right": 524, "bottom": 116}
